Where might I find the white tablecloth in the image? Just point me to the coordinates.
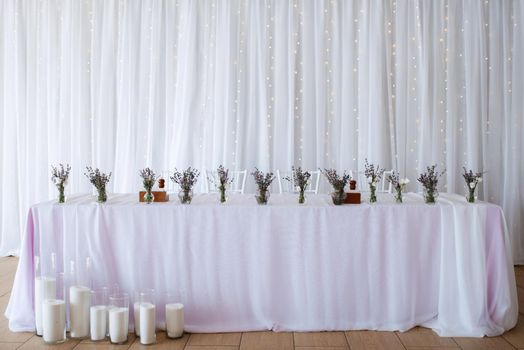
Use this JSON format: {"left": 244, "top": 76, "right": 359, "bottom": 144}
{"left": 5, "top": 192, "right": 518, "bottom": 336}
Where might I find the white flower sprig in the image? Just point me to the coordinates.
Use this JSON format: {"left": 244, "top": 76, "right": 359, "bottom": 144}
{"left": 139, "top": 168, "right": 157, "bottom": 191}
{"left": 51, "top": 164, "right": 71, "bottom": 187}
{"left": 462, "top": 167, "right": 483, "bottom": 189}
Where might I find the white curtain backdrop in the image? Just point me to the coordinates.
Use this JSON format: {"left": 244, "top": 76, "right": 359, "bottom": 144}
{"left": 1, "top": 0, "right": 523, "bottom": 261}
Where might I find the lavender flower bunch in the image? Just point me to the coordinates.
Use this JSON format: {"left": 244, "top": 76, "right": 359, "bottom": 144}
{"left": 417, "top": 165, "right": 445, "bottom": 204}
{"left": 251, "top": 168, "right": 275, "bottom": 204}
{"left": 214, "top": 165, "right": 234, "bottom": 203}
{"left": 320, "top": 168, "right": 350, "bottom": 205}
{"left": 140, "top": 168, "right": 157, "bottom": 203}
{"left": 462, "top": 167, "right": 483, "bottom": 203}
{"left": 284, "top": 166, "right": 311, "bottom": 204}
{"left": 51, "top": 163, "right": 71, "bottom": 203}
{"left": 387, "top": 171, "right": 410, "bottom": 203}
{"left": 364, "top": 159, "right": 385, "bottom": 203}
{"left": 85, "top": 166, "right": 112, "bottom": 203}
{"left": 170, "top": 167, "right": 200, "bottom": 204}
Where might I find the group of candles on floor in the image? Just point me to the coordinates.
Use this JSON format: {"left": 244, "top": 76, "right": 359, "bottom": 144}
{"left": 34, "top": 255, "right": 184, "bottom": 345}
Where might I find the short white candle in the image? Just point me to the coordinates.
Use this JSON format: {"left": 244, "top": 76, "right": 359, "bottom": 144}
{"left": 165, "top": 303, "right": 184, "bottom": 338}
{"left": 90, "top": 305, "right": 107, "bottom": 341}
{"left": 133, "top": 301, "right": 141, "bottom": 336}
{"left": 42, "top": 299, "right": 65, "bottom": 343}
{"left": 69, "top": 285, "right": 91, "bottom": 338}
{"left": 34, "top": 276, "right": 56, "bottom": 336}
{"left": 109, "top": 307, "right": 128, "bottom": 344}
{"left": 139, "top": 302, "right": 156, "bottom": 344}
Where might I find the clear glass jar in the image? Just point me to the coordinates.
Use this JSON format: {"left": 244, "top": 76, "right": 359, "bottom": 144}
{"left": 255, "top": 189, "right": 270, "bottom": 205}
{"left": 108, "top": 293, "right": 129, "bottom": 344}
{"left": 331, "top": 190, "right": 345, "bottom": 205}
{"left": 178, "top": 189, "right": 193, "bottom": 204}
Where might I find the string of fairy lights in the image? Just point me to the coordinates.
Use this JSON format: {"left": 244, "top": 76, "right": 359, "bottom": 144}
{"left": 12, "top": 0, "right": 521, "bottom": 191}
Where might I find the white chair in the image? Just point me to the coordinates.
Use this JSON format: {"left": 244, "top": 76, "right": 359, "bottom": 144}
{"left": 351, "top": 170, "right": 392, "bottom": 193}
{"left": 204, "top": 169, "right": 247, "bottom": 194}
{"left": 276, "top": 169, "right": 321, "bottom": 194}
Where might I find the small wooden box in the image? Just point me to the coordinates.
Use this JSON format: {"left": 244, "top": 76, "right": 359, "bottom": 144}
{"left": 138, "top": 191, "right": 169, "bottom": 202}
{"left": 344, "top": 192, "right": 361, "bottom": 204}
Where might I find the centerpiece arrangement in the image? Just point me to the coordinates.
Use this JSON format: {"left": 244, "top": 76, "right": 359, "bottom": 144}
{"left": 51, "top": 163, "right": 71, "bottom": 204}
{"left": 85, "top": 167, "right": 112, "bottom": 203}
{"left": 462, "top": 167, "right": 483, "bottom": 203}
{"left": 387, "top": 171, "right": 410, "bottom": 203}
{"left": 283, "top": 166, "right": 311, "bottom": 204}
{"left": 212, "top": 165, "right": 234, "bottom": 203}
{"left": 364, "top": 159, "right": 384, "bottom": 203}
{"left": 320, "top": 168, "right": 350, "bottom": 205}
{"left": 251, "top": 168, "right": 274, "bottom": 205}
{"left": 417, "top": 165, "right": 445, "bottom": 204}
{"left": 170, "top": 167, "right": 200, "bottom": 204}
{"left": 139, "top": 168, "right": 157, "bottom": 204}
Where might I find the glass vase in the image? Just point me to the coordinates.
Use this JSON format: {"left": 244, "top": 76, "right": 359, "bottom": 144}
{"left": 97, "top": 186, "right": 107, "bottom": 203}
{"left": 369, "top": 184, "right": 377, "bottom": 203}
{"left": 467, "top": 187, "right": 476, "bottom": 203}
{"left": 57, "top": 183, "right": 66, "bottom": 204}
{"left": 143, "top": 189, "right": 154, "bottom": 204}
{"left": 178, "top": 189, "right": 193, "bottom": 204}
{"left": 108, "top": 293, "right": 129, "bottom": 344}
{"left": 255, "top": 189, "right": 270, "bottom": 205}
{"left": 219, "top": 186, "right": 227, "bottom": 203}
{"left": 331, "top": 190, "right": 345, "bottom": 205}
{"left": 395, "top": 189, "right": 403, "bottom": 203}
{"left": 298, "top": 190, "right": 306, "bottom": 204}
{"left": 423, "top": 187, "right": 438, "bottom": 204}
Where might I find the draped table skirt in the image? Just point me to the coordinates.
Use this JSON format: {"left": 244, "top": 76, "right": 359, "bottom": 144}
{"left": 5, "top": 192, "right": 518, "bottom": 336}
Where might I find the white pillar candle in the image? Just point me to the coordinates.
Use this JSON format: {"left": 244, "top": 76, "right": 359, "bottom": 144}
{"left": 109, "top": 307, "right": 128, "bottom": 344}
{"left": 165, "top": 303, "right": 184, "bottom": 338}
{"left": 69, "top": 285, "right": 91, "bottom": 338}
{"left": 139, "top": 303, "right": 156, "bottom": 345}
{"left": 133, "top": 301, "right": 141, "bottom": 336}
{"left": 34, "top": 276, "right": 56, "bottom": 336}
{"left": 90, "top": 305, "right": 107, "bottom": 341}
{"left": 42, "top": 299, "right": 65, "bottom": 343}
{"left": 106, "top": 305, "right": 113, "bottom": 337}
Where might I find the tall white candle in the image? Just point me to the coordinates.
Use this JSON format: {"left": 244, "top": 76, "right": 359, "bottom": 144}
{"left": 139, "top": 302, "right": 156, "bottom": 345}
{"left": 90, "top": 305, "right": 107, "bottom": 341}
{"left": 69, "top": 285, "right": 91, "bottom": 338}
{"left": 133, "top": 301, "right": 141, "bottom": 336}
{"left": 165, "top": 303, "right": 184, "bottom": 338}
{"left": 34, "top": 276, "right": 56, "bottom": 335}
{"left": 109, "top": 307, "right": 128, "bottom": 344}
{"left": 42, "top": 299, "right": 65, "bottom": 343}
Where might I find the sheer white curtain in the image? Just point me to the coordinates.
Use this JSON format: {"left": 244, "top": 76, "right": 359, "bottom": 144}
{"left": 1, "top": 0, "right": 523, "bottom": 261}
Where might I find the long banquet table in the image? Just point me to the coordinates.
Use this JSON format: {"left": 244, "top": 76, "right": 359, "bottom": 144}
{"left": 5, "top": 192, "right": 518, "bottom": 337}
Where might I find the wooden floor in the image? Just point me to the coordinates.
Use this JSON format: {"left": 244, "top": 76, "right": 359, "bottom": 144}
{"left": 1, "top": 257, "right": 524, "bottom": 350}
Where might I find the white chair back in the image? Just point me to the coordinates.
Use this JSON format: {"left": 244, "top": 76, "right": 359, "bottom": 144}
{"left": 205, "top": 169, "right": 247, "bottom": 194}
{"left": 352, "top": 170, "right": 392, "bottom": 193}
{"left": 276, "top": 169, "right": 321, "bottom": 194}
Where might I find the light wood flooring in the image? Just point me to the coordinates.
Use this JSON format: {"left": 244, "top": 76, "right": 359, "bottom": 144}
{"left": 1, "top": 257, "right": 524, "bottom": 349}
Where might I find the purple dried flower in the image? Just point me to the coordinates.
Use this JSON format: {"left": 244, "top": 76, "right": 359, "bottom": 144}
{"left": 170, "top": 167, "right": 200, "bottom": 191}
{"left": 320, "top": 168, "right": 350, "bottom": 192}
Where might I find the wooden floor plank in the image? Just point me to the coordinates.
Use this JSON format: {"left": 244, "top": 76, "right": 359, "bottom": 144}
{"left": 504, "top": 315, "right": 524, "bottom": 348}
{"left": 396, "top": 328, "right": 458, "bottom": 348}
{"left": 453, "top": 336, "right": 515, "bottom": 350}
{"left": 187, "top": 333, "right": 241, "bottom": 347}
{"left": 239, "top": 331, "right": 293, "bottom": 350}
{"left": 128, "top": 331, "right": 188, "bottom": 349}
{"left": 17, "top": 335, "right": 80, "bottom": 350}
{"left": 293, "top": 332, "right": 348, "bottom": 348}
{"left": 345, "top": 331, "right": 405, "bottom": 350}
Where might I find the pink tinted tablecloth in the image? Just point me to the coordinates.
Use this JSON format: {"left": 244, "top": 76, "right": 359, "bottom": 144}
{"left": 5, "top": 192, "right": 518, "bottom": 336}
